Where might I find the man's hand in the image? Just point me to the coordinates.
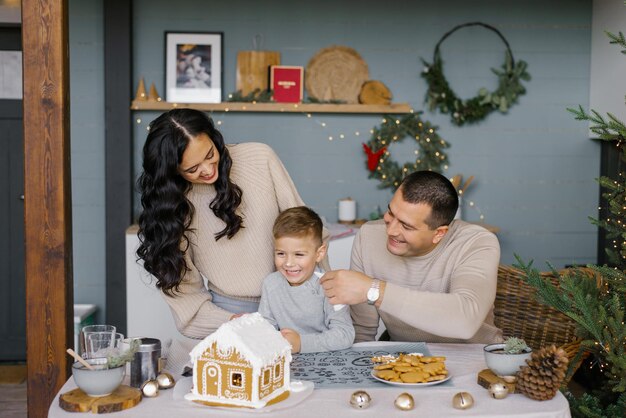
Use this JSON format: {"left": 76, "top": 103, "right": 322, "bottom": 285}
{"left": 320, "top": 270, "right": 376, "bottom": 306}
{"left": 280, "top": 328, "right": 301, "bottom": 353}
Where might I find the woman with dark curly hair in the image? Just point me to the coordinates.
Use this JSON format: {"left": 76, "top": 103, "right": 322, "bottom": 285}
{"left": 137, "top": 108, "right": 317, "bottom": 338}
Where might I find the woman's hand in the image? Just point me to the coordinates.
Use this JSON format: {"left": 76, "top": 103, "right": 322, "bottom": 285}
{"left": 280, "top": 328, "right": 301, "bottom": 353}
{"left": 229, "top": 313, "right": 245, "bottom": 321}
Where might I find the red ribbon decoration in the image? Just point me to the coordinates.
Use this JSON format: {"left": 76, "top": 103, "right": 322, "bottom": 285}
{"left": 363, "top": 143, "right": 386, "bottom": 172}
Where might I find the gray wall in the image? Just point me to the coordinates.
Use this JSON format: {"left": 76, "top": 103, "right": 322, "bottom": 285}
{"left": 69, "top": 0, "right": 605, "bottom": 322}
{"left": 70, "top": 0, "right": 106, "bottom": 323}
{"left": 132, "top": 0, "right": 598, "bottom": 268}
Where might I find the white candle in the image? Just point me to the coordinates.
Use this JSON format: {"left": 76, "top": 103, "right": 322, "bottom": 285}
{"left": 338, "top": 198, "right": 356, "bottom": 222}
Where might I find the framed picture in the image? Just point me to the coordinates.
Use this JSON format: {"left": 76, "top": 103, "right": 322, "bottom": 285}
{"left": 165, "top": 32, "right": 223, "bottom": 103}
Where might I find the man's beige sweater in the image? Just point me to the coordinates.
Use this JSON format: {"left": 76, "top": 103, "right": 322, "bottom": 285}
{"left": 350, "top": 219, "right": 503, "bottom": 344}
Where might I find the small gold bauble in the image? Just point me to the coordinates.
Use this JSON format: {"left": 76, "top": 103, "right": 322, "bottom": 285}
{"left": 394, "top": 392, "right": 415, "bottom": 411}
{"left": 502, "top": 375, "right": 517, "bottom": 384}
{"left": 350, "top": 390, "right": 372, "bottom": 409}
{"left": 488, "top": 382, "right": 509, "bottom": 399}
{"left": 452, "top": 392, "right": 474, "bottom": 409}
{"left": 156, "top": 372, "right": 176, "bottom": 389}
{"left": 141, "top": 379, "right": 160, "bottom": 397}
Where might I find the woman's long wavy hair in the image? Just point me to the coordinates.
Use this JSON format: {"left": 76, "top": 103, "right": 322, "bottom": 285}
{"left": 136, "top": 109, "right": 243, "bottom": 295}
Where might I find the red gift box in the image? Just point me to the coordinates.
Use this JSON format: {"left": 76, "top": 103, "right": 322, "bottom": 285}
{"left": 270, "top": 65, "right": 304, "bottom": 103}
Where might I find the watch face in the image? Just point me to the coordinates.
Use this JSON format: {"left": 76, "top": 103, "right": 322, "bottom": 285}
{"left": 367, "top": 287, "right": 380, "bottom": 303}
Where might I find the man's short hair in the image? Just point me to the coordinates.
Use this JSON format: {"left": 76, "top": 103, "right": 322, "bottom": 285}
{"left": 273, "top": 206, "right": 323, "bottom": 244}
{"left": 399, "top": 171, "right": 459, "bottom": 229}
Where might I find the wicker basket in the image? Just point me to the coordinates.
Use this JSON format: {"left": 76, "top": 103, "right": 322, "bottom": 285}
{"left": 494, "top": 265, "right": 596, "bottom": 380}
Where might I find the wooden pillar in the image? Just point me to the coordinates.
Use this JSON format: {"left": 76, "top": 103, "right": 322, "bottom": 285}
{"left": 22, "top": 1, "right": 73, "bottom": 417}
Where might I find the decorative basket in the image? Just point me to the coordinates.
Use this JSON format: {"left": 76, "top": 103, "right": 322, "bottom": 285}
{"left": 494, "top": 265, "right": 597, "bottom": 382}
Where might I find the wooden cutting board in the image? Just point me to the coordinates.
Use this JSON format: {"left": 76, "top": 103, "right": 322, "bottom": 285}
{"left": 236, "top": 51, "right": 281, "bottom": 95}
{"left": 59, "top": 385, "right": 142, "bottom": 413}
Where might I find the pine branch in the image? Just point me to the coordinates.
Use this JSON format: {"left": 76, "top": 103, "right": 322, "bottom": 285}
{"left": 606, "top": 31, "right": 626, "bottom": 53}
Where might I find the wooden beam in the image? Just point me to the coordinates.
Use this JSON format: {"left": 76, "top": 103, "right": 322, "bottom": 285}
{"left": 22, "top": 1, "right": 73, "bottom": 417}
{"left": 104, "top": 0, "right": 132, "bottom": 335}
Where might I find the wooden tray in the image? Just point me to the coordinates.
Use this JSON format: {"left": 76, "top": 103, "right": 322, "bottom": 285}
{"left": 305, "top": 45, "right": 369, "bottom": 103}
{"left": 59, "top": 385, "right": 141, "bottom": 414}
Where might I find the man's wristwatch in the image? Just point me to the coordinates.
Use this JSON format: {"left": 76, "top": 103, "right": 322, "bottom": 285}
{"left": 367, "top": 279, "right": 381, "bottom": 305}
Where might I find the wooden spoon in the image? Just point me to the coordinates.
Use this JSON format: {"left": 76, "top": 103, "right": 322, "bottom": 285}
{"left": 66, "top": 348, "right": 94, "bottom": 370}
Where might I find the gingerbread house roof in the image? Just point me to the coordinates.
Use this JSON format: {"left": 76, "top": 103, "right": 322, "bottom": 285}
{"left": 190, "top": 313, "right": 292, "bottom": 369}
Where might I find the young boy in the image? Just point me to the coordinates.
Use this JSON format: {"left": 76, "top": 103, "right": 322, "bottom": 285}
{"left": 258, "top": 206, "right": 355, "bottom": 353}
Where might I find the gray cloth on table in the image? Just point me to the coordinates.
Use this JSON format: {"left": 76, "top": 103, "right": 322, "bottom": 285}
{"left": 258, "top": 271, "right": 355, "bottom": 353}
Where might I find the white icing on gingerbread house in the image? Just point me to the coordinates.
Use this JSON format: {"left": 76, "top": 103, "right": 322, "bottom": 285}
{"left": 184, "top": 312, "right": 292, "bottom": 408}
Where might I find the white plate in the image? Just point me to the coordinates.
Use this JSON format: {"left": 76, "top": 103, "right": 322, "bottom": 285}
{"left": 370, "top": 370, "right": 451, "bottom": 387}
{"left": 174, "top": 377, "right": 314, "bottom": 413}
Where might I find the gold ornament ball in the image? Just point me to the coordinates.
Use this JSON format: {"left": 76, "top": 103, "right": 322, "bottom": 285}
{"left": 488, "top": 382, "right": 509, "bottom": 399}
{"left": 156, "top": 372, "right": 176, "bottom": 389}
{"left": 452, "top": 392, "right": 474, "bottom": 410}
{"left": 141, "top": 379, "right": 160, "bottom": 398}
{"left": 394, "top": 392, "right": 415, "bottom": 411}
{"left": 350, "top": 390, "right": 372, "bottom": 409}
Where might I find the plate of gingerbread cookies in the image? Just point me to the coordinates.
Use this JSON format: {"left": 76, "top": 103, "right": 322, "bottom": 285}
{"left": 370, "top": 353, "right": 451, "bottom": 387}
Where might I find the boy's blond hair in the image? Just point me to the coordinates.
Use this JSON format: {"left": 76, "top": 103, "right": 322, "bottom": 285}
{"left": 273, "top": 206, "right": 323, "bottom": 245}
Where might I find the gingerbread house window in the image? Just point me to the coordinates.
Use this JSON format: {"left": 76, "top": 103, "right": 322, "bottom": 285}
{"left": 230, "top": 371, "right": 243, "bottom": 388}
{"left": 262, "top": 368, "right": 270, "bottom": 386}
{"left": 274, "top": 363, "right": 282, "bottom": 380}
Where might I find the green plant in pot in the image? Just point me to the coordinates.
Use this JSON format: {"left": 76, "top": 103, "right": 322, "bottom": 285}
{"left": 484, "top": 337, "right": 532, "bottom": 377}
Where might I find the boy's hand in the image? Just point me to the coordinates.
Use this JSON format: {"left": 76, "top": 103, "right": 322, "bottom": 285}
{"left": 280, "top": 328, "right": 301, "bottom": 353}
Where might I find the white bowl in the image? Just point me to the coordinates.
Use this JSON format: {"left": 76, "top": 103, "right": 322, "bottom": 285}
{"left": 484, "top": 343, "right": 532, "bottom": 376}
{"left": 72, "top": 358, "right": 125, "bottom": 397}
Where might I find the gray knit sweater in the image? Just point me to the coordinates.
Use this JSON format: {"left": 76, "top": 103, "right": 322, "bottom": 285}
{"left": 258, "top": 271, "right": 355, "bottom": 353}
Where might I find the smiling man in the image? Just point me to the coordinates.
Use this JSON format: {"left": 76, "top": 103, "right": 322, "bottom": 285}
{"left": 320, "top": 171, "right": 503, "bottom": 343}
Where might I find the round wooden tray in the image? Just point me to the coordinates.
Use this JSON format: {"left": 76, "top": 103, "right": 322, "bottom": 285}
{"left": 59, "top": 385, "right": 141, "bottom": 414}
{"left": 305, "top": 45, "right": 369, "bottom": 103}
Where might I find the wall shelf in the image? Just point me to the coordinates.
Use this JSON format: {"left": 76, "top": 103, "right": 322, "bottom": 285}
{"left": 130, "top": 100, "right": 412, "bottom": 114}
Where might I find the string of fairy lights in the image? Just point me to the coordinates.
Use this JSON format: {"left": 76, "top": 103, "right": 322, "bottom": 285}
{"left": 133, "top": 97, "right": 490, "bottom": 222}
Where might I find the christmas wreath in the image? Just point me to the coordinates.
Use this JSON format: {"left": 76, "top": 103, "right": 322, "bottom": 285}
{"left": 363, "top": 112, "right": 449, "bottom": 190}
{"left": 421, "top": 22, "right": 531, "bottom": 126}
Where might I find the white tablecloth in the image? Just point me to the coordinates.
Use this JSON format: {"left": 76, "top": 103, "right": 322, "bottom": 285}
{"left": 48, "top": 342, "right": 571, "bottom": 417}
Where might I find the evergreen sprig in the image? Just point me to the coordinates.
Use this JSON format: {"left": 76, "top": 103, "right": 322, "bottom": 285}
{"left": 106, "top": 338, "right": 140, "bottom": 369}
{"left": 226, "top": 89, "right": 274, "bottom": 103}
{"left": 514, "top": 257, "right": 626, "bottom": 413}
{"left": 566, "top": 392, "right": 626, "bottom": 418}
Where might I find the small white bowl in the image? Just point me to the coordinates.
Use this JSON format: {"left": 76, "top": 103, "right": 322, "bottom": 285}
{"left": 484, "top": 343, "right": 532, "bottom": 377}
{"left": 72, "top": 358, "right": 125, "bottom": 397}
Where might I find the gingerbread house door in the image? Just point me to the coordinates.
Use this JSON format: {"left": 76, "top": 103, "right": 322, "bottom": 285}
{"left": 202, "top": 362, "right": 221, "bottom": 397}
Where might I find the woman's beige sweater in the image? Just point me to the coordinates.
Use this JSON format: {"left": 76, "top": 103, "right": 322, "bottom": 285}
{"left": 161, "top": 142, "right": 305, "bottom": 338}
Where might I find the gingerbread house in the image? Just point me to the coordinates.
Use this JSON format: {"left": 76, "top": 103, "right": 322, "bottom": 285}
{"left": 184, "top": 313, "right": 292, "bottom": 408}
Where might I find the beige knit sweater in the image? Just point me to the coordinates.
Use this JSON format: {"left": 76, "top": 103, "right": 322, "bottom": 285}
{"left": 161, "top": 142, "right": 306, "bottom": 338}
{"left": 350, "top": 219, "right": 503, "bottom": 344}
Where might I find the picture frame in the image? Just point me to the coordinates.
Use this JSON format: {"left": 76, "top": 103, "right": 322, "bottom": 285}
{"left": 165, "top": 32, "right": 223, "bottom": 103}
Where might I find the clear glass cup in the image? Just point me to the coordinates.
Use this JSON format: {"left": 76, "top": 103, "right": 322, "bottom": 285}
{"left": 80, "top": 325, "right": 116, "bottom": 358}
{"left": 86, "top": 332, "right": 124, "bottom": 359}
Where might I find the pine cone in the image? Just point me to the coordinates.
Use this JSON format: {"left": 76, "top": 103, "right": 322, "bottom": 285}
{"left": 516, "top": 345, "right": 569, "bottom": 401}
